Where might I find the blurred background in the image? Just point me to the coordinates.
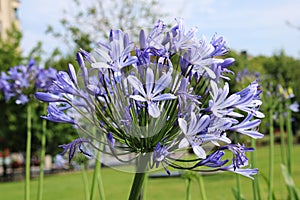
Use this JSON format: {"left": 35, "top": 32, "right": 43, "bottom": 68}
{"left": 0, "top": 0, "right": 299, "bottom": 199}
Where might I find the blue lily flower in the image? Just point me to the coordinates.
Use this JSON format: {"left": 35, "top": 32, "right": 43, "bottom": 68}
{"left": 128, "top": 68, "right": 176, "bottom": 118}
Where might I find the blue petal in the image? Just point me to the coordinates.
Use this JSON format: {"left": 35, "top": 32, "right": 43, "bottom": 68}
{"left": 148, "top": 102, "right": 160, "bottom": 118}
{"left": 128, "top": 75, "right": 147, "bottom": 97}
{"left": 152, "top": 73, "right": 172, "bottom": 96}
{"left": 35, "top": 92, "right": 64, "bottom": 102}
{"left": 151, "top": 93, "right": 176, "bottom": 101}
{"left": 146, "top": 68, "right": 154, "bottom": 96}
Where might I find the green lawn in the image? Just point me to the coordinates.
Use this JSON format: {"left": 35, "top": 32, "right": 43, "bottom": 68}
{"left": 1, "top": 144, "right": 299, "bottom": 200}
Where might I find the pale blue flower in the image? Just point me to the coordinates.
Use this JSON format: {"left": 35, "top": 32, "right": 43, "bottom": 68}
{"left": 289, "top": 101, "right": 299, "bottom": 112}
{"left": 91, "top": 30, "right": 137, "bottom": 73}
{"left": 171, "top": 18, "right": 198, "bottom": 52}
{"left": 209, "top": 80, "right": 240, "bottom": 117}
{"left": 229, "top": 114, "right": 263, "bottom": 139}
{"left": 128, "top": 68, "right": 176, "bottom": 118}
{"left": 178, "top": 112, "right": 210, "bottom": 158}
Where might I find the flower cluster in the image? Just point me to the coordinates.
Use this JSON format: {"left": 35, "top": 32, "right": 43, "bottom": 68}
{"left": 0, "top": 59, "right": 57, "bottom": 104}
{"left": 35, "top": 19, "right": 264, "bottom": 178}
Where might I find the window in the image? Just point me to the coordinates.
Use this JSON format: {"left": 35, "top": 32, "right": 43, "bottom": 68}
{"left": 14, "top": 8, "right": 19, "bottom": 19}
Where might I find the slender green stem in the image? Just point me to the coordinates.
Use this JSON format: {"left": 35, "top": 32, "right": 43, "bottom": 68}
{"left": 25, "top": 104, "right": 32, "bottom": 200}
{"left": 185, "top": 177, "right": 191, "bottom": 200}
{"left": 197, "top": 173, "right": 207, "bottom": 200}
{"left": 286, "top": 105, "right": 295, "bottom": 200}
{"left": 81, "top": 163, "right": 90, "bottom": 200}
{"left": 278, "top": 103, "right": 286, "bottom": 165}
{"left": 234, "top": 134, "right": 242, "bottom": 200}
{"left": 37, "top": 104, "right": 47, "bottom": 200}
{"left": 90, "top": 150, "right": 105, "bottom": 200}
{"left": 268, "top": 108, "right": 274, "bottom": 200}
{"left": 286, "top": 107, "right": 293, "bottom": 175}
{"left": 236, "top": 173, "right": 242, "bottom": 200}
{"left": 128, "top": 154, "right": 149, "bottom": 200}
{"left": 251, "top": 138, "right": 261, "bottom": 200}
{"left": 97, "top": 165, "right": 106, "bottom": 200}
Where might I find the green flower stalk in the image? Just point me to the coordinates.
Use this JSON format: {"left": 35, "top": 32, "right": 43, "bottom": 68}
{"left": 25, "top": 103, "right": 32, "bottom": 200}
{"left": 37, "top": 104, "right": 47, "bottom": 200}
{"left": 268, "top": 107, "right": 274, "bottom": 200}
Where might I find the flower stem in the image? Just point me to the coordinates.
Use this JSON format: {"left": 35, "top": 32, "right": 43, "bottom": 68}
{"left": 25, "top": 104, "right": 32, "bottom": 200}
{"left": 234, "top": 133, "right": 242, "bottom": 200}
{"left": 251, "top": 138, "right": 261, "bottom": 200}
{"left": 81, "top": 163, "right": 90, "bottom": 200}
{"left": 197, "top": 173, "right": 207, "bottom": 200}
{"left": 185, "top": 177, "right": 191, "bottom": 200}
{"left": 286, "top": 104, "right": 295, "bottom": 200}
{"left": 37, "top": 104, "right": 47, "bottom": 200}
{"left": 128, "top": 154, "right": 149, "bottom": 200}
{"left": 268, "top": 108, "right": 274, "bottom": 200}
{"left": 286, "top": 106, "right": 293, "bottom": 175}
{"left": 97, "top": 166, "right": 106, "bottom": 200}
{"left": 90, "top": 150, "right": 105, "bottom": 200}
{"left": 142, "top": 172, "right": 148, "bottom": 200}
{"left": 278, "top": 103, "right": 286, "bottom": 165}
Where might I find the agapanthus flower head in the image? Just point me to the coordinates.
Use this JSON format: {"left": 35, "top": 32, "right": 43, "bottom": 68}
{"left": 35, "top": 19, "right": 264, "bottom": 177}
{"left": 0, "top": 60, "right": 57, "bottom": 105}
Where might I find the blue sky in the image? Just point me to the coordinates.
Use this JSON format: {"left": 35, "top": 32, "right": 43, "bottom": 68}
{"left": 19, "top": 0, "right": 300, "bottom": 59}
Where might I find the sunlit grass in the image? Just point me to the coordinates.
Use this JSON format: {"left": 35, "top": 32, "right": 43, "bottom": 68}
{"left": 1, "top": 144, "right": 299, "bottom": 200}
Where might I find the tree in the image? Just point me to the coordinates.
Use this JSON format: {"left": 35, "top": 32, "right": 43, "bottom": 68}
{"left": 46, "top": 0, "right": 167, "bottom": 52}
{"left": 0, "top": 25, "right": 22, "bottom": 71}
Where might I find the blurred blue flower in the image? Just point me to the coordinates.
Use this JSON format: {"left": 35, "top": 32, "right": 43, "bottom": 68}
{"left": 0, "top": 60, "right": 57, "bottom": 105}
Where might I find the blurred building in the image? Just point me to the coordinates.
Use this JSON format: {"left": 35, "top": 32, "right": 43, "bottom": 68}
{"left": 0, "top": 0, "right": 20, "bottom": 39}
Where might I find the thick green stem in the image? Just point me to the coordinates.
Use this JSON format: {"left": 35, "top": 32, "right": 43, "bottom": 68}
{"left": 37, "top": 104, "right": 47, "bottom": 200}
{"left": 25, "top": 104, "right": 32, "bottom": 200}
{"left": 142, "top": 172, "right": 148, "bottom": 200}
{"left": 185, "top": 177, "right": 191, "bottom": 200}
{"left": 268, "top": 108, "right": 274, "bottom": 200}
{"left": 128, "top": 154, "right": 149, "bottom": 200}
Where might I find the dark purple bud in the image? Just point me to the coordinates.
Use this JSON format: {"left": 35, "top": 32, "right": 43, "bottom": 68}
{"left": 106, "top": 133, "right": 115, "bottom": 149}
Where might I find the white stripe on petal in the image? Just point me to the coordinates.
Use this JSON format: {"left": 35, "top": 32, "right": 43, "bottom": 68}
{"left": 129, "top": 95, "right": 147, "bottom": 102}
{"left": 146, "top": 68, "right": 154, "bottom": 96}
{"left": 152, "top": 93, "right": 176, "bottom": 101}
